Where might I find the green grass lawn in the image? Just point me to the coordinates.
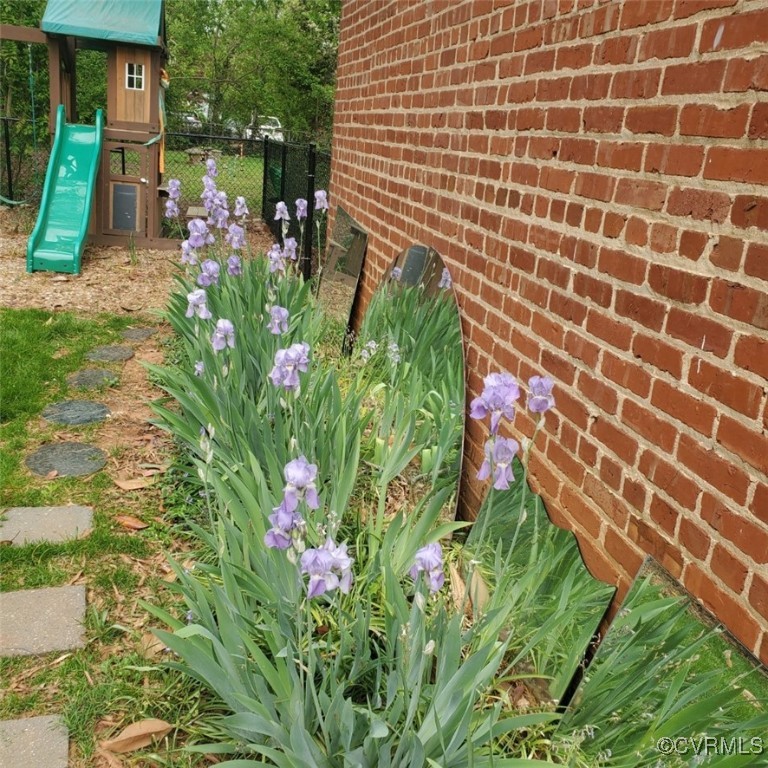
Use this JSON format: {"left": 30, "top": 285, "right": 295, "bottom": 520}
{"left": 0, "top": 307, "right": 216, "bottom": 766}
{"left": 164, "top": 149, "right": 264, "bottom": 219}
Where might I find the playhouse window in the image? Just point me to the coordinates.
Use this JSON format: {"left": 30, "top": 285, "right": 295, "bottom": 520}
{"left": 126, "top": 62, "right": 144, "bottom": 90}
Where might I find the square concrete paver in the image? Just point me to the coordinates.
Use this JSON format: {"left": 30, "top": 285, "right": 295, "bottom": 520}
{"left": 0, "top": 715, "right": 68, "bottom": 768}
{"left": 0, "top": 506, "right": 93, "bottom": 546}
{"left": 0, "top": 585, "right": 86, "bottom": 657}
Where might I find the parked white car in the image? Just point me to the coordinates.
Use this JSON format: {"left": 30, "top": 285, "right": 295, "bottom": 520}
{"left": 245, "top": 116, "right": 284, "bottom": 142}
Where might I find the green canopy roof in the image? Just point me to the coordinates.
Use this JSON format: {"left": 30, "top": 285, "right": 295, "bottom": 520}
{"left": 42, "top": 0, "right": 164, "bottom": 48}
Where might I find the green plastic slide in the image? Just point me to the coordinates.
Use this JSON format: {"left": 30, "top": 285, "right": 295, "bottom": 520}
{"left": 27, "top": 104, "right": 103, "bottom": 274}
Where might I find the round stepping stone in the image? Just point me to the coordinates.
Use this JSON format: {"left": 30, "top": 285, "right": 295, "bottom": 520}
{"left": 67, "top": 368, "right": 119, "bottom": 389}
{"left": 121, "top": 327, "right": 156, "bottom": 341}
{"left": 42, "top": 400, "right": 110, "bottom": 426}
{"left": 86, "top": 345, "right": 134, "bottom": 362}
{"left": 25, "top": 442, "right": 107, "bottom": 477}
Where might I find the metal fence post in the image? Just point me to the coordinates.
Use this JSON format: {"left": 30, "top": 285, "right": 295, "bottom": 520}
{"left": 303, "top": 142, "right": 316, "bottom": 281}
{"left": 279, "top": 141, "right": 287, "bottom": 213}
{"left": 261, "top": 136, "right": 269, "bottom": 223}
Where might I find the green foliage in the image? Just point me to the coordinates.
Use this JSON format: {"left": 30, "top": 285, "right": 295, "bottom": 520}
{"left": 165, "top": 0, "right": 340, "bottom": 140}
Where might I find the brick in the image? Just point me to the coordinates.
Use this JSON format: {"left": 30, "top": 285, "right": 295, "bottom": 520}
{"left": 622, "top": 475, "right": 647, "bottom": 511}
{"left": 674, "top": 0, "right": 737, "bottom": 20}
{"left": 559, "top": 138, "right": 597, "bottom": 164}
{"left": 651, "top": 379, "right": 716, "bottom": 436}
{"left": 638, "top": 24, "right": 696, "bottom": 60}
{"left": 546, "top": 440, "right": 586, "bottom": 488}
{"left": 559, "top": 485, "right": 603, "bottom": 539}
{"left": 734, "top": 334, "right": 768, "bottom": 381}
{"left": 586, "top": 308, "right": 634, "bottom": 350}
{"left": 665, "top": 307, "right": 732, "bottom": 358}
{"left": 577, "top": 370, "right": 619, "bottom": 414}
{"left": 596, "top": 141, "right": 643, "bottom": 171}
{"left": 625, "top": 217, "right": 648, "bottom": 246}
{"left": 625, "top": 399, "right": 679, "bottom": 453}
{"left": 684, "top": 564, "right": 760, "bottom": 652}
{"left": 644, "top": 144, "right": 704, "bottom": 177}
{"left": 594, "top": 34, "right": 638, "bottom": 65}
{"left": 604, "top": 527, "right": 645, "bottom": 575}
{"left": 701, "top": 496, "right": 768, "bottom": 564}
{"left": 639, "top": 451, "right": 700, "bottom": 510}
{"left": 620, "top": 0, "right": 672, "bottom": 29}
{"left": 732, "top": 195, "right": 768, "bottom": 231}
{"left": 546, "top": 106, "right": 581, "bottom": 132}
{"left": 745, "top": 243, "right": 768, "bottom": 282}
{"left": 599, "top": 454, "right": 623, "bottom": 493}
{"left": 625, "top": 105, "right": 678, "bottom": 136}
{"left": 667, "top": 187, "right": 731, "bottom": 223}
{"left": 749, "top": 102, "right": 768, "bottom": 139}
{"left": 689, "top": 357, "right": 763, "bottom": 418}
{"left": 711, "top": 543, "right": 748, "bottom": 593}
{"left": 591, "top": 417, "right": 639, "bottom": 464}
{"left": 650, "top": 223, "right": 677, "bottom": 254}
{"left": 583, "top": 107, "right": 625, "bottom": 134}
{"left": 597, "top": 246, "right": 648, "bottom": 284}
{"left": 679, "top": 229, "right": 709, "bottom": 261}
{"left": 709, "top": 279, "right": 768, "bottom": 331}
{"left": 700, "top": 8, "right": 768, "bottom": 52}
{"left": 603, "top": 212, "right": 626, "bottom": 238}
{"left": 600, "top": 350, "right": 652, "bottom": 397}
{"left": 710, "top": 236, "right": 744, "bottom": 271}
{"left": 648, "top": 264, "right": 708, "bottom": 304}
{"left": 716, "top": 415, "right": 768, "bottom": 474}
{"left": 679, "top": 517, "right": 711, "bottom": 560}
{"left": 555, "top": 43, "right": 593, "bottom": 71}
{"left": 564, "top": 330, "right": 600, "bottom": 368}
{"left": 628, "top": 517, "right": 683, "bottom": 578}
{"left": 723, "top": 54, "right": 768, "bottom": 92}
{"left": 679, "top": 103, "right": 750, "bottom": 138}
{"left": 750, "top": 573, "right": 768, "bottom": 622}
{"left": 705, "top": 147, "right": 768, "bottom": 184}
{"left": 678, "top": 436, "right": 750, "bottom": 504}
{"left": 662, "top": 60, "right": 727, "bottom": 95}
{"left": 549, "top": 290, "right": 588, "bottom": 325}
{"left": 574, "top": 171, "right": 616, "bottom": 202}
{"left": 615, "top": 289, "right": 667, "bottom": 331}
{"left": 615, "top": 178, "right": 667, "bottom": 211}
{"left": 611, "top": 68, "right": 661, "bottom": 99}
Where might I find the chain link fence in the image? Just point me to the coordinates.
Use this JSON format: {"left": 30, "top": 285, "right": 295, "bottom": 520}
{"left": 0, "top": 116, "right": 51, "bottom": 205}
{"left": 262, "top": 138, "right": 332, "bottom": 279}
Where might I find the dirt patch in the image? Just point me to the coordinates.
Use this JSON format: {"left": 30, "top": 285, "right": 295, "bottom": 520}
{"left": 0, "top": 206, "right": 277, "bottom": 315}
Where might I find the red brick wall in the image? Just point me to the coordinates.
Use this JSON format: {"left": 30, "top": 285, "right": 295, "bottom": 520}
{"left": 329, "top": 0, "right": 768, "bottom": 663}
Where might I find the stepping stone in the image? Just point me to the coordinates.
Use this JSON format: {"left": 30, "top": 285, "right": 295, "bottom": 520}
{"left": 42, "top": 400, "right": 110, "bottom": 426}
{"left": 25, "top": 442, "right": 107, "bottom": 477}
{"left": 67, "top": 368, "right": 119, "bottom": 389}
{"left": 121, "top": 326, "right": 156, "bottom": 341}
{"left": 0, "top": 585, "right": 86, "bottom": 656}
{"left": 0, "top": 506, "right": 93, "bottom": 546}
{"left": 0, "top": 716, "right": 68, "bottom": 768}
{"left": 86, "top": 345, "right": 134, "bottom": 362}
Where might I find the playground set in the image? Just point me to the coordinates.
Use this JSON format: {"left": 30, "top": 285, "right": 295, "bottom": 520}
{"left": 2, "top": 0, "right": 170, "bottom": 274}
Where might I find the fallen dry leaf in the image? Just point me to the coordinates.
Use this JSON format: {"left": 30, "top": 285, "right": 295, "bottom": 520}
{"left": 95, "top": 747, "right": 125, "bottom": 767}
{"left": 45, "top": 469, "right": 59, "bottom": 480}
{"left": 114, "top": 477, "right": 155, "bottom": 491}
{"left": 115, "top": 515, "right": 149, "bottom": 531}
{"left": 448, "top": 563, "right": 470, "bottom": 616}
{"left": 99, "top": 718, "right": 173, "bottom": 753}
{"left": 139, "top": 631, "right": 166, "bottom": 659}
{"left": 469, "top": 569, "right": 490, "bottom": 617}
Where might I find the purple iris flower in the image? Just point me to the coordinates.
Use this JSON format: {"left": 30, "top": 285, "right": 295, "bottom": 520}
{"left": 391, "top": 266, "right": 402, "bottom": 281}
{"left": 314, "top": 190, "right": 329, "bottom": 211}
{"left": 269, "top": 342, "right": 310, "bottom": 391}
{"left": 211, "top": 319, "right": 235, "bottom": 352}
{"left": 197, "top": 259, "right": 221, "bottom": 287}
{"left": 438, "top": 267, "right": 452, "bottom": 289}
{"left": 168, "top": 178, "right": 181, "bottom": 200}
{"left": 206, "top": 157, "right": 218, "bottom": 177}
{"left": 275, "top": 201, "right": 290, "bottom": 221}
{"left": 282, "top": 455, "right": 319, "bottom": 512}
{"left": 225, "top": 223, "right": 245, "bottom": 250}
{"left": 360, "top": 340, "right": 378, "bottom": 361}
{"left": 234, "top": 196, "right": 249, "bottom": 218}
{"left": 477, "top": 437, "right": 519, "bottom": 490}
{"left": 180, "top": 240, "right": 197, "bottom": 266}
{"left": 194, "top": 361, "right": 205, "bottom": 376}
{"left": 300, "top": 538, "right": 353, "bottom": 598}
{"left": 227, "top": 255, "right": 242, "bottom": 276}
{"left": 296, "top": 198, "right": 308, "bottom": 220}
{"left": 469, "top": 372, "right": 521, "bottom": 435}
{"left": 267, "top": 305, "right": 289, "bottom": 335}
{"left": 409, "top": 542, "right": 445, "bottom": 593}
{"left": 165, "top": 199, "right": 179, "bottom": 219}
{"left": 188, "top": 218, "right": 214, "bottom": 249}
{"left": 528, "top": 376, "right": 555, "bottom": 414}
{"left": 264, "top": 500, "right": 304, "bottom": 550}
{"left": 268, "top": 243, "right": 286, "bottom": 274}
{"left": 283, "top": 237, "right": 298, "bottom": 261}
{"left": 185, "top": 289, "right": 212, "bottom": 320}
